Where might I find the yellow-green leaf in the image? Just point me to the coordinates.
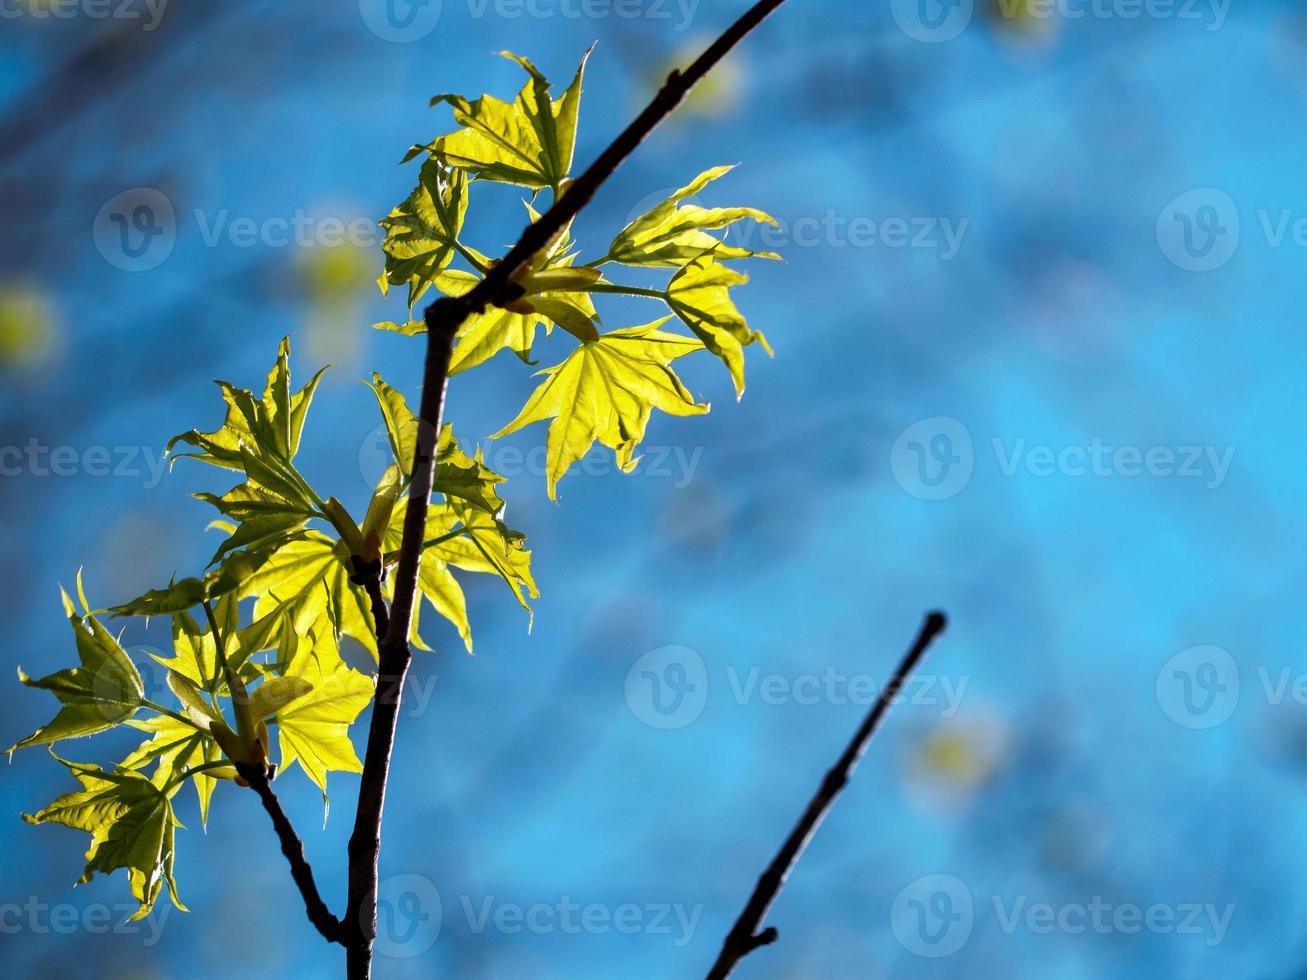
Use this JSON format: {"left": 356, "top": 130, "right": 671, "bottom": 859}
{"left": 365, "top": 373, "right": 420, "bottom": 479}
{"left": 416, "top": 559, "right": 471, "bottom": 651}
{"left": 434, "top": 425, "right": 506, "bottom": 515}
{"left": 492, "top": 320, "right": 708, "bottom": 498}
{"left": 246, "top": 676, "right": 314, "bottom": 723}
{"left": 120, "top": 715, "right": 222, "bottom": 829}
{"left": 23, "top": 757, "right": 186, "bottom": 920}
{"left": 110, "top": 548, "right": 276, "bottom": 618}
{"left": 604, "top": 165, "right": 779, "bottom": 267}
{"left": 168, "top": 337, "right": 325, "bottom": 472}
{"left": 386, "top": 244, "right": 602, "bottom": 374}
{"left": 422, "top": 48, "right": 591, "bottom": 190}
{"left": 432, "top": 500, "right": 539, "bottom": 616}
{"left": 273, "top": 647, "right": 374, "bottom": 799}
{"left": 10, "top": 585, "right": 145, "bottom": 753}
{"left": 379, "top": 158, "right": 469, "bottom": 314}
{"left": 666, "top": 254, "right": 772, "bottom": 397}
{"left": 366, "top": 374, "right": 507, "bottom": 516}
{"left": 240, "top": 533, "right": 378, "bottom": 660}
{"left": 362, "top": 464, "right": 404, "bottom": 544}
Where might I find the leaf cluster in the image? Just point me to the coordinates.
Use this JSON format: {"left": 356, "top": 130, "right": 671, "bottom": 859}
{"left": 14, "top": 48, "right": 774, "bottom": 920}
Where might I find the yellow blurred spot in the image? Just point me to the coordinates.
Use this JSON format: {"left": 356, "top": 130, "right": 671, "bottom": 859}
{"left": 653, "top": 40, "right": 744, "bottom": 120}
{"left": 988, "top": 0, "right": 1061, "bottom": 43}
{"left": 0, "top": 282, "right": 59, "bottom": 370}
{"left": 295, "top": 245, "right": 373, "bottom": 369}
{"left": 296, "top": 243, "right": 372, "bottom": 304}
{"left": 906, "top": 714, "right": 1010, "bottom": 807}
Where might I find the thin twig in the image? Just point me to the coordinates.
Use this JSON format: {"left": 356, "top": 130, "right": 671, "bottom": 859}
{"left": 344, "top": 322, "right": 457, "bottom": 980}
{"left": 342, "top": 4, "right": 792, "bottom": 976}
{"left": 237, "top": 762, "right": 345, "bottom": 946}
{"left": 705, "top": 612, "right": 949, "bottom": 980}
{"left": 350, "top": 556, "right": 391, "bottom": 639}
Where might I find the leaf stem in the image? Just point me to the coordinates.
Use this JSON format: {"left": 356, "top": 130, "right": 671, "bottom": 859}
{"left": 583, "top": 281, "right": 668, "bottom": 300}
{"left": 287, "top": 460, "right": 329, "bottom": 513}
{"left": 201, "top": 600, "right": 231, "bottom": 680}
{"left": 382, "top": 528, "right": 464, "bottom": 570}
{"left": 162, "top": 759, "right": 231, "bottom": 795}
{"left": 142, "top": 699, "right": 203, "bottom": 731}
{"left": 453, "top": 240, "right": 488, "bottom": 274}
{"left": 201, "top": 599, "right": 242, "bottom": 720}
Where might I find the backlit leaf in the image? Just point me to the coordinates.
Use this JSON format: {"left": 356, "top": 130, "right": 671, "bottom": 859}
{"left": 604, "top": 165, "right": 779, "bottom": 267}
{"left": 23, "top": 757, "right": 186, "bottom": 920}
{"left": 11, "top": 584, "right": 145, "bottom": 752}
{"left": 379, "top": 158, "right": 469, "bottom": 314}
{"left": 168, "top": 337, "right": 325, "bottom": 472}
{"left": 240, "top": 533, "right": 378, "bottom": 660}
{"left": 120, "top": 715, "right": 222, "bottom": 829}
{"left": 274, "top": 645, "right": 374, "bottom": 799}
{"left": 493, "top": 320, "right": 707, "bottom": 498}
{"left": 110, "top": 548, "right": 276, "bottom": 618}
{"left": 666, "top": 254, "right": 772, "bottom": 397}
{"left": 421, "top": 49, "right": 591, "bottom": 190}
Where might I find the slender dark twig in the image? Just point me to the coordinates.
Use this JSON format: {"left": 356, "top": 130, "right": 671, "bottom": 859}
{"left": 237, "top": 763, "right": 345, "bottom": 945}
{"left": 705, "top": 612, "right": 949, "bottom": 980}
{"left": 350, "top": 557, "right": 391, "bottom": 639}
{"left": 344, "top": 322, "right": 458, "bottom": 979}
{"left": 342, "top": 4, "right": 792, "bottom": 975}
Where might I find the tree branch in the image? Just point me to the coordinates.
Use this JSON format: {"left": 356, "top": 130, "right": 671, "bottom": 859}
{"left": 342, "top": 3, "right": 792, "bottom": 976}
{"left": 704, "top": 612, "right": 949, "bottom": 980}
{"left": 237, "top": 762, "right": 345, "bottom": 946}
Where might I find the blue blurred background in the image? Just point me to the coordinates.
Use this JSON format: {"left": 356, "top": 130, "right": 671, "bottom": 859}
{"left": 2, "top": 0, "right": 1303, "bottom": 976}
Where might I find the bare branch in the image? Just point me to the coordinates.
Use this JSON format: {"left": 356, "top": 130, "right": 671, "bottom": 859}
{"left": 705, "top": 612, "right": 949, "bottom": 980}
{"left": 350, "top": 556, "right": 391, "bottom": 639}
{"left": 344, "top": 324, "right": 458, "bottom": 979}
{"left": 237, "top": 763, "right": 345, "bottom": 946}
